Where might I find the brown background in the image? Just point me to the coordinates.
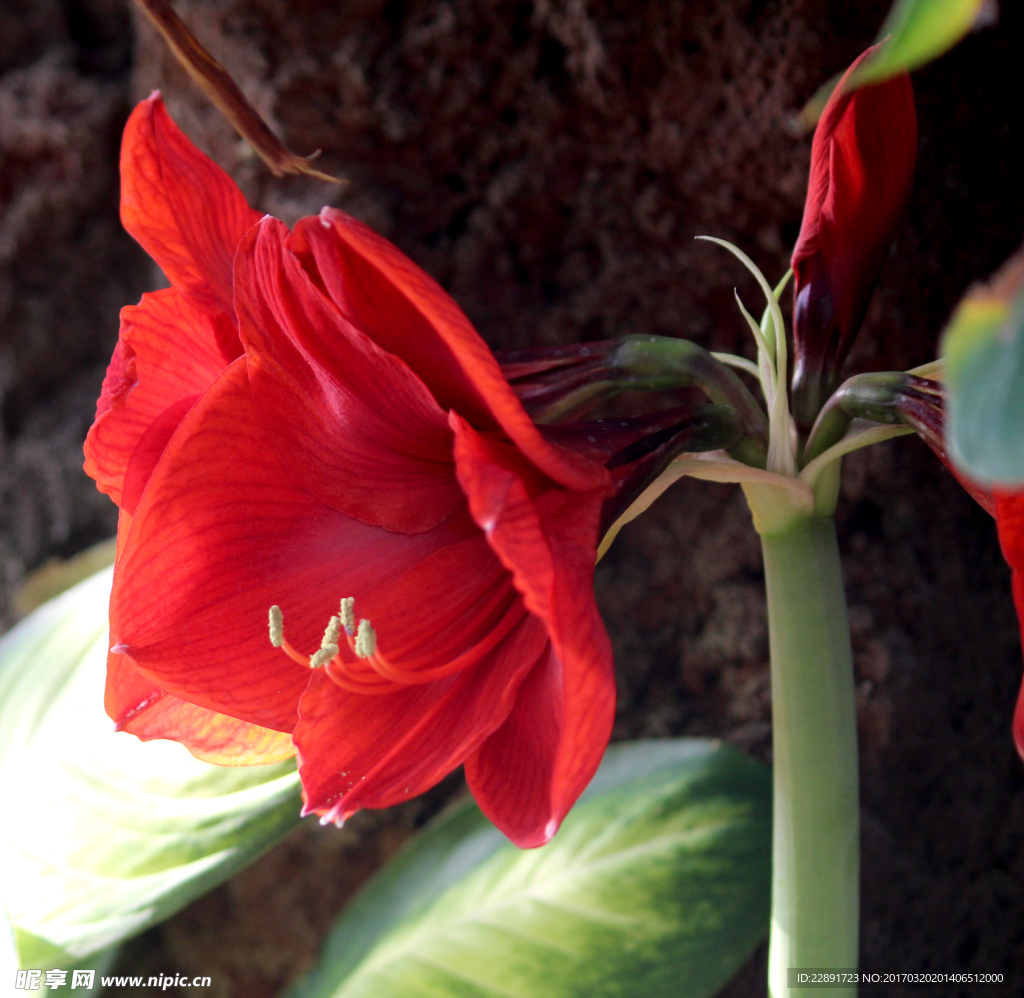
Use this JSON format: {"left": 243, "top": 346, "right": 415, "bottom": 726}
{"left": 1, "top": 1, "right": 1022, "bottom": 995}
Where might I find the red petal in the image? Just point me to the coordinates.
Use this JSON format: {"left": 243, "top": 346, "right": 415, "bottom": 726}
{"left": 292, "top": 209, "right": 610, "bottom": 493}
{"left": 994, "top": 490, "right": 1024, "bottom": 761}
{"left": 110, "top": 358, "right": 471, "bottom": 730}
{"left": 84, "top": 289, "right": 231, "bottom": 505}
{"left": 295, "top": 611, "right": 549, "bottom": 815}
{"left": 120, "top": 93, "right": 261, "bottom": 319}
{"left": 106, "top": 650, "right": 295, "bottom": 764}
{"left": 234, "top": 217, "right": 464, "bottom": 534}
{"left": 451, "top": 413, "right": 616, "bottom": 846}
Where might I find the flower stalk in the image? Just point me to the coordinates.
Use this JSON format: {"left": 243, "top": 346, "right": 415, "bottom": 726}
{"left": 759, "top": 511, "right": 859, "bottom": 998}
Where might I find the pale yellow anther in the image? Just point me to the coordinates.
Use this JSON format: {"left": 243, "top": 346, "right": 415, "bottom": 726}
{"left": 321, "top": 615, "right": 342, "bottom": 649}
{"left": 354, "top": 618, "right": 377, "bottom": 659}
{"left": 310, "top": 644, "right": 338, "bottom": 668}
{"left": 268, "top": 605, "right": 284, "bottom": 648}
{"left": 339, "top": 597, "right": 355, "bottom": 634}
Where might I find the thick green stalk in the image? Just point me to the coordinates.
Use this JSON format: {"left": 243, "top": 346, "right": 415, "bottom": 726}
{"left": 761, "top": 515, "right": 859, "bottom": 998}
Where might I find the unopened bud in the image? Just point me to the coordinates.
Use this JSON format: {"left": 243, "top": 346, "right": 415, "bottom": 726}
{"left": 354, "top": 618, "right": 377, "bottom": 659}
{"left": 310, "top": 644, "right": 338, "bottom": 668}
{"left": 339, "top": 597, "right": 355, "bottom": 635}
{"left": 268, "top": 606, "right": 284, "bottom": 648}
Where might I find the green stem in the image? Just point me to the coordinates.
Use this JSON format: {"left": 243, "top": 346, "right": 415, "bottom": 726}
{"left": 761, "top": 515, "right": 859, "bottom": 997}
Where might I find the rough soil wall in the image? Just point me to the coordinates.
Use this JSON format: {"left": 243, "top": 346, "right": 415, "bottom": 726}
{"left": 1, "top": 1, "right": 1022, "bottom": 996}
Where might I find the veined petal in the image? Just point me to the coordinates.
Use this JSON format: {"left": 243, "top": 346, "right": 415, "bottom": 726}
{"left": 235, "top": 217, "right": 464, "bottom": 534}
{"left": 451, "top": 412, "right": 616, "bottom": 846}
{"left": 110, "top": 358, "right": 471, "bottom": 731}
{"left": 106, "top": 651, "right": 295, "bottom": 764}
{"left": 84, "top": 289, "right": 231, "bottom": 505}
{"left": 293, "top": 208, "right": 610, "bottom": 493}
{"left": 120, "top": 92, "right": 261, "bottom": 319}
{"left": 295, "top": 613, "right": 548, "bottom": 816}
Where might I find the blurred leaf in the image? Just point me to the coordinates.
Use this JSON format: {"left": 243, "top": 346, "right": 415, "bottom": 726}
{"left": 0, "top": 567, "right": 302, "bottom": 969}
{"left": 14, "top": 538, "right": 116, "bottom": 617}
{"left": 797, "top": 0, "right": 996, "bottom": 129}
{"left": 942, "top": 246, "right": 1024, "bottom": 484}
{"left": 286, "top": 739, "right": 771, "bottom": 998}
{"left": 853, "top": 0, "right": 996, "bottom": 86}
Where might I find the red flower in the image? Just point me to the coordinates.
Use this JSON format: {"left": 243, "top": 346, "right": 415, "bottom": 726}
{"left": 791, "top": 46, "right": 917, "bottom": 430}
{"left": 85, "top": 94, "right": 618, "bottom": 847}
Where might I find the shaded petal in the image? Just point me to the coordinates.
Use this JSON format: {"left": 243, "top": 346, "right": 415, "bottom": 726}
{"left": 293, "top": 209, "right": 610, "bottom": 492}
{"left": 120, "top": 92, "right": 261, "bottom": 319}
{"left": 235, "top": 217, "right": 463, "bottom": 534}
{"left": 464, "top": 643, "right": 610, "bottom": 848}
{"left": 84, "top": 288, "right": 231, "bottom": 505}
{"left": 111, "top": 358, "right": 471, "bottom": 730}
{"left": 295, "top": 612, "right": 549, "bottom": 815}
{"left": 993, "top": 491, "right": 1024, "bottom": 761}
{"left": 451, "top": 413, "right": 616, "bottom": 846}
{"left": 106, "top": 650, "right": 295, "bottom": 764}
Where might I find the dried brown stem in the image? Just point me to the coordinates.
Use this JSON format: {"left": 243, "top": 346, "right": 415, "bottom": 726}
{"left": 132, "top": 0, "right": 342, "bottom": 183}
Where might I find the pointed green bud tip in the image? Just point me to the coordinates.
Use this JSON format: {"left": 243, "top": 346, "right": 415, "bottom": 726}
{"left": 268, "top": 605, "right": 284, "bottom": 648}
{"left": 354, "top": 618, "right": 377, "bottom": 659}
{"left": 339, "top": 597, "right": 355, "bottom": 634}
{"left": 321, "top": 615, "right": 342, "bottom": 649}
{"left": 310, "top": 644, "right": 338, "bottom": 668}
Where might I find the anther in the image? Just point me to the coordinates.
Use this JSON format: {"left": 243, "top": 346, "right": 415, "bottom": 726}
{"left": 354, "top": 618, "right": 377, "bottom": 659}
{"left": 321, "top": 615, "right": 342, "bottom": 648}
{"left": 339, "top": 597, "right": 355, "bottom": 635}
{"left": 268, "top": 605, "right": 284, "bottom": 648}
{"left": 310, "top": 644, "right": 339, "bottom": 668}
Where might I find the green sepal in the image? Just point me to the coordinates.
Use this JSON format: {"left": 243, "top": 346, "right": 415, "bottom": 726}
{"left": 0, "top": 567, "right": 302, "bottom": 969}
{"left": 285, "top": 739, "right": 771, "bottom": 998}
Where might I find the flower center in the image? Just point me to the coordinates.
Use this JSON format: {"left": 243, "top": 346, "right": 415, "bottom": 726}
{"left": 268, "top": 582, "right": 524, "bottom": 695}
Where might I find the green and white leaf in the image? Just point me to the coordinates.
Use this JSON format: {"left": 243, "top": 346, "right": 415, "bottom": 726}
{"left": 942, "top": 274, "right": 1024, "bottom": 484}
{"left": 0, "top": 567, "right": 302, "bottom": 970}
{"left": 286, "top": 739, "right": 771, "bottom": 998}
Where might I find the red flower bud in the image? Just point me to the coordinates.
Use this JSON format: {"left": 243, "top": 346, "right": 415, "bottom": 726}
{"left": 791, "top": 46, "right": 917, "bottom": 430}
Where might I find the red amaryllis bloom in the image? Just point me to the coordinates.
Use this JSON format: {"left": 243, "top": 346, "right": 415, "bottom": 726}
{"left": 85, "top": 94, "right": 619, "bottom": 847}
{"left": 791, "top": 45, "right": 917, "bottom": 430}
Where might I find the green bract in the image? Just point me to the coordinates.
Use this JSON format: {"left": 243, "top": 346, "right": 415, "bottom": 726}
{"left": 942, "top": 278, "right": 1024, "bottom": 484}
{"left": 0, "top": 567, "right": 302, "bottom": 969}
{"left": 286, "top": 739, "right": 771, "bottom": 998}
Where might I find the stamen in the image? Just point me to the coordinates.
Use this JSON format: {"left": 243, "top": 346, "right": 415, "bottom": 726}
{"left": 267, "top": 603, "right": 313, "bottom": 667}
{"left": 339, "top": 597, "right": 355, "bottom": 635}
{"left": 268, "top": 605, "right": 284, "bottom": 647}
{"left": 321, "top": 615, "right": 342, "bottom": 648}
{"left": 311, "top": 643, "right": 339, "bottom": 668}
{"left": 354, "top": 619, "right": 377, "bottom": 658}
